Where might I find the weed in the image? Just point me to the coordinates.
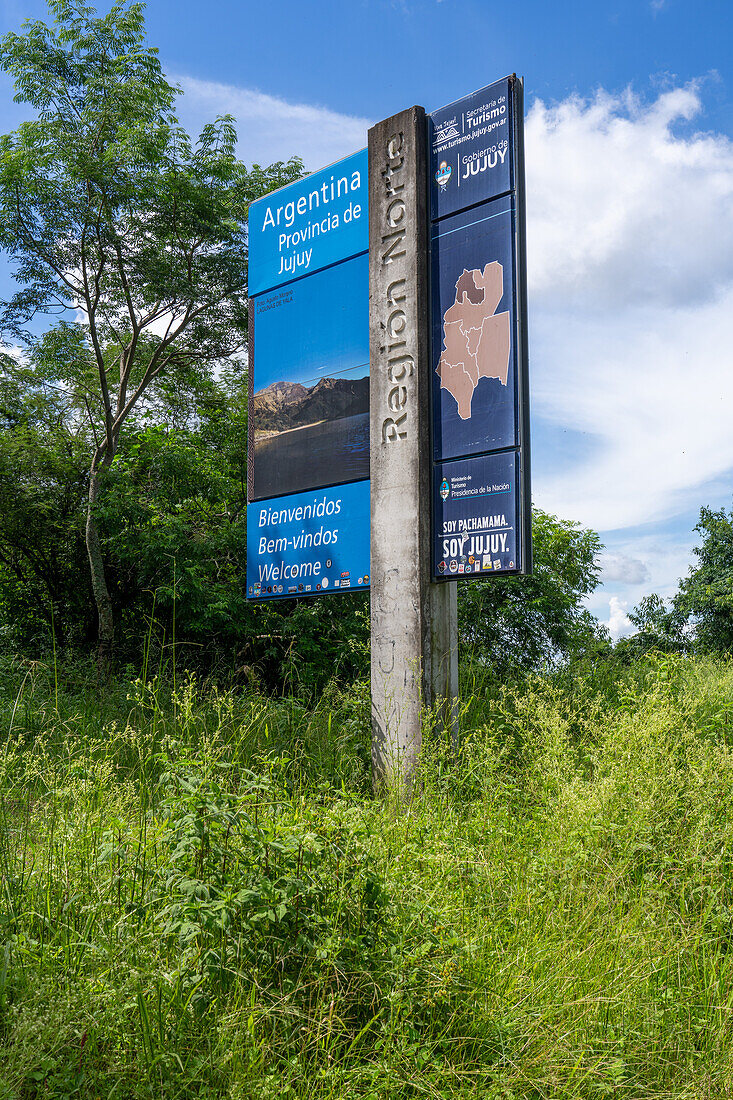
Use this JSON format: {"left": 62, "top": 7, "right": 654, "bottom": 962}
{"left": 0, "top": 653, "right": 732, "bottom": 1096}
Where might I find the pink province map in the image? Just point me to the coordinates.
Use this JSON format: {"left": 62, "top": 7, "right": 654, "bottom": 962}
{"left": 436, "top": 262, "right": 511, "bottom": 420}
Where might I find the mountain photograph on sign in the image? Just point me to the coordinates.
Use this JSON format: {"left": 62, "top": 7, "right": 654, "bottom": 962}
{"left": 253, "top": 376, "right": 369, "bottom": 434}
{"left": 252, "top": 374, "right": 369, "bottom": 498}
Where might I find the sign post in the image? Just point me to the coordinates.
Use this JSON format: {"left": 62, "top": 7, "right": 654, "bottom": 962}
{"left": 368, "top": 107, "right": 458, "bottom": 792}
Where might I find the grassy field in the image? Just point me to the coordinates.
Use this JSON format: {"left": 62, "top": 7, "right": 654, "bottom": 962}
{"left": 1, "top": 653, "right": 733, "bottom": 1097}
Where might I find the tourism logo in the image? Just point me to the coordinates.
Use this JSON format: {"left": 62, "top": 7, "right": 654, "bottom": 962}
{"left": 435, "top": 160, "right": 452, "bottom": 189}
{"left": 440, "top": 478, "right": 450, "bottom": 501}
{"left": 434, "top": 121, "right": 459, "bottom": 144}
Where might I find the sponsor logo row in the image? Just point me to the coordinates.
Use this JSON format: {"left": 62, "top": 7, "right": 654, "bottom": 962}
{"left": 249, "top": 572, "right": 370, "bottom": 598}
{"left": 437, "top": 555, "right": 514, "bottom": 575}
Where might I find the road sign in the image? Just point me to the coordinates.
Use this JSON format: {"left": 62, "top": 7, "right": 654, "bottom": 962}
{"left": 243, "top": 77, "right": 530, "bottom": 791}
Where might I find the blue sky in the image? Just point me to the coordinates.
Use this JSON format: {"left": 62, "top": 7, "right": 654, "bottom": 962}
{"left": 253, "top": 255, "right": 368, "bottom": 392}
{"left": 1, "top": 0, "right": 732, "bottom": 635}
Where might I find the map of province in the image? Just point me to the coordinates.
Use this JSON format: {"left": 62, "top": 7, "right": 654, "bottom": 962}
{"left": 436, "top": 262, "right": 511, "bottom": 420}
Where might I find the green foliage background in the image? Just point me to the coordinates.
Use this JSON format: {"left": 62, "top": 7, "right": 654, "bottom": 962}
{"left": 0, "top": 342, "right": 607, "bottom": 689}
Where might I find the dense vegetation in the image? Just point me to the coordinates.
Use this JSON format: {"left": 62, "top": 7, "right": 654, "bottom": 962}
{"left": 0, "top": 653, "right": 732, "bottom": 1097}
{"left": 0, "top": 340, "right": 608, "bottom": 691}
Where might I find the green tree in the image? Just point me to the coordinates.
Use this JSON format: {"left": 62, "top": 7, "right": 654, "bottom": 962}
{"left": 96, "top": 365, "right": 251, "bottom": 668}
{"left": 0, "top": 0, "right": 301, "bottom": 669}
{"left": 612, "top": 593, "right": 686, "bottom": 660}
{"left": 458, "top": 508, "right": 605, "bottom": 675}
{"left": 0, "top": 353, "right": 92, "bottom": 649}
{"left": 96, "top": 368, "right": 370, "bottom": 691}
{"left": 674, "top": 504, "right": 733, "bottom": 653}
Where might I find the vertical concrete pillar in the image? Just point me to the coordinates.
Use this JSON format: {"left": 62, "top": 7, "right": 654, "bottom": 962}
{"left": 368, "top": 106, "right": 458, "bottom": 792}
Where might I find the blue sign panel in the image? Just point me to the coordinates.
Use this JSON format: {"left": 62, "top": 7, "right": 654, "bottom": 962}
{"left": 251, "top": 253, "right": 369, "bottom": 500}
{"left": 430, "top": 75, "right": 531, "bottom": 582}
{"left": 433, "top": 452, "right": 520, "bottom": 578}
{"left": 431, "top": 194, "right": 517, "bottom": 461}
{"left": 430, "top": 77, "right": 513, "bottom": 222}
{"left": 247, "top": 480, "right": 370, "bottom": 600}
{"left": 247, "top": 146, "right": 370, "bottom": 603}
{"left": 248, "top": 148, "right": 368, "bottom": 296}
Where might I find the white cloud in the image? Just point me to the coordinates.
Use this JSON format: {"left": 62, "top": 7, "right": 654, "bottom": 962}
{"left": 532, "top": 285, "right": 733, "bottom": 529}
{"left": 526, "top": 84, "right": 733, "bottom": 532}
{"left": 586, "top": 526, "right": 696, "bottom": 624}
{"left": 599, "top": 552, "right": 650, "bottom": 585}
{"left": 526, "top": 84, "right": 733, "bottom": 310}
{"left": 174, "top": 75, "right": 372, "bottom": 171}
{"left": 604, "top": 596, "right": 634, "bottom": 641}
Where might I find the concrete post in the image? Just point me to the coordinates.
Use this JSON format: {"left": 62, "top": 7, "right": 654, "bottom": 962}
{"left": 368, "top": 106, "right": 458, "bottom": 793}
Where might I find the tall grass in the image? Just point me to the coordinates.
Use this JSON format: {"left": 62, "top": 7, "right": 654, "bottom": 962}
{"left": 0, "top": 653, "right": 732, "bottom": 1097}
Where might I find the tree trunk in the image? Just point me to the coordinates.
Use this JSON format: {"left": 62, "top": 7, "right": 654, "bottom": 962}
{"left": 86, "top": 458, "right": 114, "bottom": 678}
